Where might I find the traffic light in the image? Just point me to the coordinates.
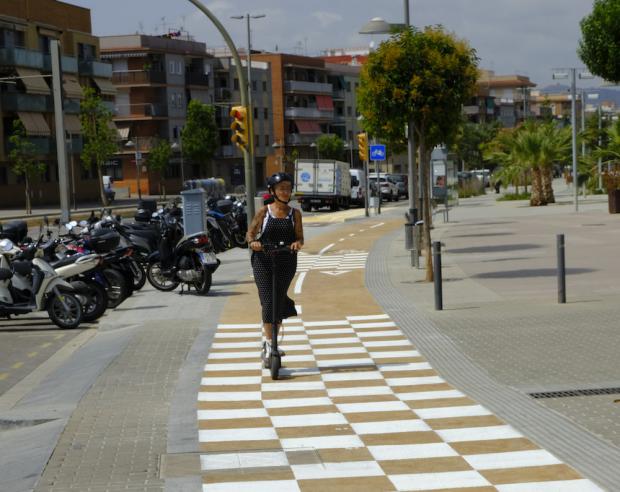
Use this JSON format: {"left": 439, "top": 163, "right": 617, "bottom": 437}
{"left": 230, "top": 106, "right": 249, "bottom": 150}
{"left": 358, "top": 132, "right": 368, "bottom": 162}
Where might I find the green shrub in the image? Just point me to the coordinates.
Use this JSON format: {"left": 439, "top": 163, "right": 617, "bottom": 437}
{"left": 497, "top": 192, "right": 531, "bottom": 201}
{"left": 457, "top": 179, "right": 485, "bottom": 198}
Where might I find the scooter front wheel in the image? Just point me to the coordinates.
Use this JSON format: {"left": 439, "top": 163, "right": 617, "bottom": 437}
{"left": 146, "top": 262, "right": 180, "bottom": 291}
{"left": 47, "top": 293, "right": 83, "bottom": 329}
{"left": 270, "top": 353, "right": 281, "bottom": 380}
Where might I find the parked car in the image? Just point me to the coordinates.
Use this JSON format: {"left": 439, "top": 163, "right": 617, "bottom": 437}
{"left": 369, "top": 177, "right": 399, "bottom": 202}
{"left": 387, "top": 173, "right": 408, "bottom": 198}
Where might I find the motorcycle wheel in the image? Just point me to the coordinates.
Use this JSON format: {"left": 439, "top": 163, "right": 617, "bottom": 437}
{"left": 72, "top": 281, "right": 108, "bottom": 322}
{"left": 194, "top": 263, "right": 213, "bottom": 295}
{"left": 129, "top": 259, "right": 147, "bottom": 290}
{"left": 146, "top": 261, "right": 180, "bottom": 291}
{"left": 233, "top": 232, "right": 248, "bottom": 249}
{"left": 103, "top": 268, "right": 129, "bottom": 308}
{"left": 47, "top": 293, "right": 83, "bottom": 329}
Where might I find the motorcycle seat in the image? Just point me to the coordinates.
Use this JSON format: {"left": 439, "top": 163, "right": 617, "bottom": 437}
{"left": 12, "top": 260, "right": 32, "bottom": 276}
{"left": 0, "top": 268, "right": 12, "bottom": 280}
{"left": 51, "top": 255, "right": 79, "bottom": 268}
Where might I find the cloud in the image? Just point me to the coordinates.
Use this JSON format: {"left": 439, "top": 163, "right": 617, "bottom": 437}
{"left": 312, "top": 11, "right": 343, "bottom": 28}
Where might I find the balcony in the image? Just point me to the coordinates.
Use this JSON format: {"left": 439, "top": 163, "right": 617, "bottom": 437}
{"left": 101, "top": 100, "right": 116, "bottom": 115}
{"left": 217, "top": 145, "right": 235, "bottom": 158}
{"left": 0, "top": 93, "right": 52, "bottom": 112}
{"left": 42, "top": 55, "right": 78, "bottom": 74}
{"left": 332, "top": 89, "right": 346, "bottom": 100}
{"left": 463, "top": 105, "right": 480, "bottom": 115}
{"left": 112, "top": 70, "right": 166, "bottom": 85}
{"left": 284, "top": 80, "right": 332, "bottom": 94}
{"left": 5, "top": 136, "right": 53, "bottom": 156}
{"left": 79, "top": 59, "right": 113, "bottom": 78}
{"left": 285, "top": 107, "right": 333, "bottom": 119}
{"left": 0, "top": 47, "right": 44, "bottom": 69}
{"left": 64, "top": 99, "right": 81, "bottom": 114}
{"left": 215, "top": 87, "right": 232, "bottom": 102}
{"left": 114, "top": 103, "right": 168, "bottom": 119}
{"left": 286, "top": 133, "right": 322, "bottom": 145}
{"left": 186, "top": 71, "right": 209, "bottom": 87}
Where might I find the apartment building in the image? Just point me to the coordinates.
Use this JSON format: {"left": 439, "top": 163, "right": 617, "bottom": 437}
{"left": 477, "top": 70, "right": 536, "bottom": 127}
{"left": 0, "top": 0, "right": 114, "bottom": 207}
{"left": 100, "top": 33, "right": 214, "bottom": 195}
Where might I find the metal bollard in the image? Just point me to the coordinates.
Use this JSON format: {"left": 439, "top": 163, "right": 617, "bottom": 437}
{"left": 414, "top": 221, "right": 423, "bottom": 269}
{"left": 433, "top": 241, "right": 443, "bottom": 311}
{"left": 557, "top": 234, "right": 566, "bottom": 304}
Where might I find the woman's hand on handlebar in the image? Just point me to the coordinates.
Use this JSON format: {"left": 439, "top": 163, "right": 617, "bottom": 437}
{"left": 290, "top": 241, "right": 303, "bottom": 252}
{"left": 250, "top": 240, "right": 263, "bottom": 252}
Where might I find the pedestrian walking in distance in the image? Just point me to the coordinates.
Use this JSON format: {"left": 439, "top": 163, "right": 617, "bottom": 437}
{"left": 247, "top": 173, "right": 304, "bottom": 358}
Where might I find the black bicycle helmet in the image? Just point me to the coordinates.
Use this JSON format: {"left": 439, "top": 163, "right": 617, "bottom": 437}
{"left": 267, "top": 172, "right": 293, "bottom": 190}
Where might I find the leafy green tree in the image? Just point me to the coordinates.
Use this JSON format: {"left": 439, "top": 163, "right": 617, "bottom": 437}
{"left": 453, "top": 119, "right": 501, "bottom": 170}
{"left": 357, "top": 26, "right": 478, "bottom": 280}
{"left": 578, "top": 0, "right": 620, "bottom": 83}
{"left": 316, "top": 134, "right": 345, "bottom": 160}
{"left": 8, "top": 120, "right": 45, "bottom": 214}
{"left": 181, "top": 100, "right": 218, "bottom": 176}
{"left": 147, "top": 138, "right": 172, "bottom": 198}
{"left": 80, "top": 87, "right": 117, "bottom": 206}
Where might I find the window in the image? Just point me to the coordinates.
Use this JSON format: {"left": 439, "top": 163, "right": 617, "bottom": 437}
{"left": 233, "top": 78, "right": 239, "bottom": 90}
{"left": 347, "top": 106, "right": 352, "bottom": 116}
{"left": 252, "top": 80, "right": 257, "bottom": 92}
{"left": 173, "top": 126, "right": 179, "bottom": 139}
{"left": 177, "top": 61, "right": 183, "bottom": 74}
{"left": 78, "top": 43, "right": 96, "bottom": 61}
{"left": 255, "top": 135, "right": 260, "bottom": 147}
{"left": 346, "top": 81, "right": 351, "bottom": 92}
{"left": 354, "top": 82, "right": 359, "bottom": 89}
{"left": 170, "top": 93, "right": 176, "bottom": 107}
{"left": 264, "top": 135, "right": 269, "bottom": 146}
{"left": 348, "top": 130, "right": 353, "bottom": 141}
{"left": 38, "top": 35, "right": 52, "bottom": 54}
{"left": 177, "top": 93, "right": 183, "bottom": 108}
{"left": 165, "top": 163, "right": 181, "bottom": 178}
{"left": 0, "top": 166, "right": 6, "bottom": 185}
{"left": 262, "top": 80, "right": 267, "bottom": 91}
{"left": 0, "top": 28, "right": 25, "bottom": 49}
{"left": 253, "top": 107, "right": 258, "bottom": 119}
{"left": 218, "top": 77, "right": 228, "bottom": 88}
{"left": 169, "top": 61, "right": 175, "bottom": 74}
{"left": 102, "top": 160, "right": 123, "bottom": 180}
{"left": 264, "top": 108, "right": 268, "bottom": 119}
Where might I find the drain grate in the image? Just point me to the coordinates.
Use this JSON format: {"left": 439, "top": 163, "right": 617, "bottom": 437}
{"left": 529, "top": 387, "right": 620, "bottom": 399}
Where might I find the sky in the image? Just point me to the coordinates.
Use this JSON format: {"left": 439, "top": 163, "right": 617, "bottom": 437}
{"left": 71, "top": 0, "right": 601, "bottom": 89}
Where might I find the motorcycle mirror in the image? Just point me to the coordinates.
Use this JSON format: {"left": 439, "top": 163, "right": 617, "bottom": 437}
{"left": 68, "top": 220, "right": 78, "bottom": 228}
{"left": 79, "top": 220, "right": 88, "bottom": 227}
{"left": 151, "top": 212, "right": 158, "bottom": 218}
{"left": 54, "top": 218, "right": 60, "bottom": 225}
{"left": 115, "top": 215, "right": 121, "bottom": 222}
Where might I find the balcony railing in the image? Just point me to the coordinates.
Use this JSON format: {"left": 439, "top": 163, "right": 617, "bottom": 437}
{"left": 0, "top": 47, "right": 44, "bottom": 69}
{"left": 114, "top": 103, "right": 168, "bottom": 118}
{"left": 79, "top": 59, "right": 113, "bottom": 78}
{"left": 64, "top": 99, "right": 81, "bottom": 114}
{"left": 0, "top": 93, "right": 52, "bottom": 112}
{"left": 186, "top": 71, "right": 209, "bottom": 86}
{"left": 463, "top": 105, "right": 480, "bottom": 115}
{"left": 215, "top": 87, "right": 232, "bottom": 102}
{"left": 286, "top": 133, "right": 323, "bottom": 145}
{"left": 284, "top": 107, "right": 334, "bottom": 119}
{"left": 332, "top": 89, "right": 346, "bottom": 99}
{"left": 112, "top": 70, "right": 166, "bottom": 85}
{"left": 42, "top": 55, "right": 78, "bottom": 73}
{"left": 123, "top": 136, "right": 160, "bottom": 153}
{"left": 284, "top": 80, "right": 333, "bottom": 94}
{"left": 5, "top": 136, "right": 53, "bottom": 156}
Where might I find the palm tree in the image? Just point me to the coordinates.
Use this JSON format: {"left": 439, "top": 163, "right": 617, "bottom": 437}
{"left": 484, "top": 129, "right": 528, "bottom": 195}
{"left": 539, "top": 123, "right": 571, "bottom": 203}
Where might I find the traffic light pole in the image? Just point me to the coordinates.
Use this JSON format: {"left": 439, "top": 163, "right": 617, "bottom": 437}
{"left": 187, "top": 0, "right": 255, "bottom": 223}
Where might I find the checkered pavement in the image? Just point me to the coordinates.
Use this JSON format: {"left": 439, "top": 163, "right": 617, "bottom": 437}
{"left": 197, "top": 313, "right": 603, "bottom": 491}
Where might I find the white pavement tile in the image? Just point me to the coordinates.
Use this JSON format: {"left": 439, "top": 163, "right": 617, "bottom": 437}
{"left": 306, "top": 328, "right": 355, "bottom": 335}
{"left": 351, "top": 321, "right": 397, "bottom": 329}
{"left": 214, "top": 332, "right": 260, "bottom": 339}
{"left": 203, "top": 480, "right": 301, "bottom": 492}
{"left": 346, "top": 314, "right": 390, "bottom": 321}
{"left": 379, "top": 362, "right": 433, "bottom": 371}
{"left": 282, "top": 318, "right": 303, "bottom": 324}
{"left": 309, "top": 337, "right": 361, "bottom": 345}
{"left": 316, "top": 358, "right": 375, "bottom": 368}
{"left": 262, "top": 367, "right": 320, "bottom": 378}
{"left": 303, "top": 320, "right": 350, "bottom": 327}
{"left": 388, "top": 470, "right": 490, "bottom": 491}
{"left": 211, "top": 342, "right": 261, "bottom": 349}
{"left": 369, "top": 443, "right": 458, "bottom": 461}
{"left": 327, "top": 386, "right": 392, "bottom": 397}
{"left": 270, "top": 413, "right": 347, "bottom": 428}
{"left": 464, "top": 449, "right": 562, "bottom": 470}
{"left": 264, "top": 397, "right": 333, "bottom": 409}
{"left": 414, "top": 405, "right": 492, "bottom": 420}
{"left": 198, "top": 391, "right": 262, "bottom": 401}
{"left": 200, "top": 451, "right": 288, "bottom": 471}
{"left": 208, "top": 351, "right": 260, "bottom": 359}
{"left": 369, "top": 350, "right": 420, "bottom": 359}
{"left": 280, "top": 435, "right": 364, "bottom": 450}
{"left": 398, "top": 390, "right": 465, "bottom": 401}
{"left": 357, "top": 330, "right": 403, "bottom": 338}
{"left": 204, "top": 363, "right": 262, "bottom": 371}
{"left": 385, "top": 376, "right": 446, "bottom": 387}
{"left": 313, "top": 346, "right": 367, "bottom": 355}
{"left": 201, "top": 377, "right": 262, "bottom": 386}
{"left": 199, "top": 427, "right": 278, "bottom": 442}
{"left": 362, "top": 340, "right": 413, "bottom": 348}
{"left": 321, "top": 371, "right": 383, "bottom": 382}
{"left": 436, "top": 425, "right": 523, "bottom": 443}
{"left": 351, "top": 419, "right": 430, "bottom": 434}
{"left": 279, "top": 355, "right": 316, "bottom": 362}
{"left": 217, "top": 323, "right": 262, "bottom": 329}
{"left": 337, "top": 400, "right": 410, "bottom": 413}
{"left": 277, "top": 344, "right": 312, "bottom": 351}
{"left": 278, "top": 334, "right": 308, "bottom": 341}
{"left": 496, "top": 480, "right": 605, "bottom": 492}
{"left": 197, "top": 408, "right": 269, "bottom": 420}
{"left": 262, "top": 382, "right": 325, "bottom": 392}
{"left": 292, "top": 461, "right": 384, "bottom": 480}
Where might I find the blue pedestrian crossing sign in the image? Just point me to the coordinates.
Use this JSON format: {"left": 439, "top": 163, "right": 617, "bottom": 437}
{"left": 370, "top": 144, "right": 386, "bottom": 161}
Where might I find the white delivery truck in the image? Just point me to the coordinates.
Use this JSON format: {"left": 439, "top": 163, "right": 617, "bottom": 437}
{"left": 295, "top": 159, "right": 351, "bottom": 212}
{"left": 349, "top": 168, "right": 366, "bottom": 207}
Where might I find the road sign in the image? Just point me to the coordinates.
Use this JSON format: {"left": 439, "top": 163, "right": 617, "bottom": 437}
{"left": 370, "top": 144, "right": 386, "bottom": 161}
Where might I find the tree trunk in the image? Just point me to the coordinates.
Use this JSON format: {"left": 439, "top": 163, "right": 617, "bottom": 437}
{"left": 418, "top": 133, "right": 434, "bottom": 283}
{"left": 25, "top": 175, "right": 31, "bottom": 215}
{"left": 529, "top": 167, "right": 546, "bottom": 206}
{"left": 96, "top": 165, "right": 109, "bottom": 207}
{"left": 542, "top": 167, "right": 555, "bottom": 203}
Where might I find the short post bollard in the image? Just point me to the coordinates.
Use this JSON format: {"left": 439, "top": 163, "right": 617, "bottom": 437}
{"left": 433, "top": 241, "right": 443, "bottom": 311}
{"left": 404, "top": 222, "right": 415, "bottom": 267}
{"left": 414, "top": 221, "right": 423, "bottom": 269}
{"left": 557, "top": 234, "right": 566, "bottom": 304}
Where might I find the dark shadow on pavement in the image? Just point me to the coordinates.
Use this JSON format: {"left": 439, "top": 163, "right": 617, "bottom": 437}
{"left": 115, "top": 305, "right": 167, "bottom": 311}
{"left": 473, "top": 268, "right": 595, "bottom": 279}
{"left": 451, "top": 233, "right": 515, "bottom": 239}
{"left": 482, "top": 257, "right": 532, "bottom": 263}
{"left": 449, "top": 243, "right": 541, "bottom": 254}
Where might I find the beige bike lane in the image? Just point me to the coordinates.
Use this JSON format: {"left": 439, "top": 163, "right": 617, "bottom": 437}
{"left": 196, "top": 214, "right": 603, "bottom": 491}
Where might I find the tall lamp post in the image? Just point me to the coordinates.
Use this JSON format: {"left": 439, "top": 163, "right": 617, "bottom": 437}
{"left": 272, "top": 141, "right": 284, "bottom": 172}
{"left": 552, "top": 68, "right": 593, "bottom": 212}
{"left": 310, "top": 142, "right": 320, "bottom": 159}
{"left": 171, "top": 141, "right": 185, "bottom": 189}
{"left": 125, "top": 137, "right": 142, "bottom": 200}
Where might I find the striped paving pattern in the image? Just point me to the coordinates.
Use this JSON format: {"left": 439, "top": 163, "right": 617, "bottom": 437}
{"left": 296, "top": 251, "right": 368, "bottom": 272}
{"left": 198, "top": 314, "right": 603, "bottom": 491}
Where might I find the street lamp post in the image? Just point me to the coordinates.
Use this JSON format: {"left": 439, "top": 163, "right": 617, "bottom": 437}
{"left": 552, "top": 68, "right": 594, "bottom": 212}
{"left": 272, "top": 141, "right": 284, "bottom": 172}
{"left": 310, "top": 142, "right": 320, "bottom": 159}
{"left": 171, "top": 141, "right": 185, "bottom": 189}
